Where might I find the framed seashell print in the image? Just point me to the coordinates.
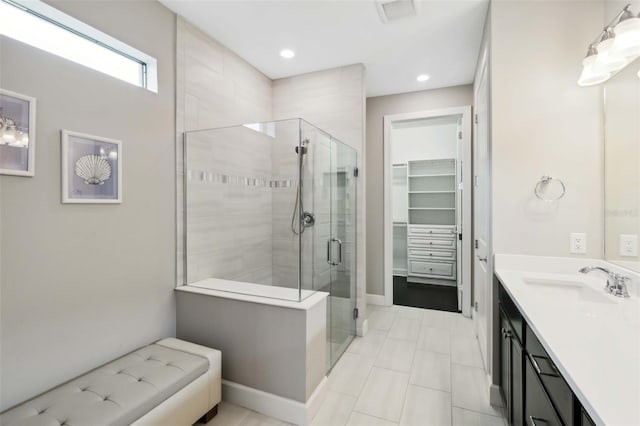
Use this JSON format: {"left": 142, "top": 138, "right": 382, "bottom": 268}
{"left": 61, "top": 130, "right": 122, "bottom": 204}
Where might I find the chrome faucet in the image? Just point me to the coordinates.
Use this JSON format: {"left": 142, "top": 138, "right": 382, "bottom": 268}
{"left": 578, "top": 266, "right": 631, "bottom": 298}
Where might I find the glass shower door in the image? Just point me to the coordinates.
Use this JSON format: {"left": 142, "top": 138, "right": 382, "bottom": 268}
{"left": 301, "top": 120, "right": 357, "bottom": 371}
{"left": 327, "top": 137, "right": 357, "bottom": 370}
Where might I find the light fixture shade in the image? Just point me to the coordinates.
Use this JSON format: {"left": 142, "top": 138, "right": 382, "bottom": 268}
{"left": 613, "top": 17, "right": 640, "bottom": 57}
{"left": 578, "top": 55, "right": 610, "bottom": 86}
{"left": 594, "top": 37, "right": 629, "bottom": 73}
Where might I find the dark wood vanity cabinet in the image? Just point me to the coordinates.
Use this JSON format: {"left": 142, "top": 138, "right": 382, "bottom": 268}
{"left": 498, "top": 279, "right": 596, "bottom": 426}
{"left": 499, "top": 306, "right": 523, "bottom": 426}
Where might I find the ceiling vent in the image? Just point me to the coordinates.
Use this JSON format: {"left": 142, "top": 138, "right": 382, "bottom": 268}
{"left": 376, "top": 0, "right": 418, "bottom": 23}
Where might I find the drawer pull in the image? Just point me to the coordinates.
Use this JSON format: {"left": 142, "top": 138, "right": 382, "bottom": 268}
{"left": 529, "top": 354, "right": 560, "bottom": 377}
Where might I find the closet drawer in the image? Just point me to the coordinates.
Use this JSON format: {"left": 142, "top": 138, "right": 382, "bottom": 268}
{"left": 408, "top": 260, "right": 455, "bottom": 278}
{"left": 408, "top": 237, "right": 456, "bottom": 250}
{"left": 408, "top": 225, "right": 456, "bottom": 238}
{"left": 408, "top": 248, "right": 456, "bottom": 260}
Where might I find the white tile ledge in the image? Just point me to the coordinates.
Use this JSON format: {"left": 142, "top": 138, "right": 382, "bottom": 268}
{"left": 494, "top": 254, "right": 640, "bottom": 426}
{"left": 175, "top": 278, "right": 328, "bottom": 310}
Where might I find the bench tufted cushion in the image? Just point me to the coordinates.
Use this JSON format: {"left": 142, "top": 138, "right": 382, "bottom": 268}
{"left": 0, "top": 343, "right": 209, "bottom": 426}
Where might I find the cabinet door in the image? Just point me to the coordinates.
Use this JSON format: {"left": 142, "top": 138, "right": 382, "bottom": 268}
{"left": 500, "top": 311, "right": 511, "bottom": 417}
{"left": 581, "top": 408, "right": 596, "bottom": 426}
{"left": 525, "top": 356, "right": 562, "bottom": 426}
{"left": 511, "top": 334, "right": 523, "bottom": 426}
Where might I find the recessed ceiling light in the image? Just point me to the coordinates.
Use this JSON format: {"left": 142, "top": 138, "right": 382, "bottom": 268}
{"left": 280, "top": 49, "right": 295, "bottom": 59}
{"left": 416, "top": 74, "right": 430, "bottom": 82}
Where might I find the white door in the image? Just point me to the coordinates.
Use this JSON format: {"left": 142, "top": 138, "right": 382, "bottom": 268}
{"left": 474, "top": 59, "right": 491, "bottom": 371}
{"left": 456, "top": 118, "right": 463, "bottom": 312}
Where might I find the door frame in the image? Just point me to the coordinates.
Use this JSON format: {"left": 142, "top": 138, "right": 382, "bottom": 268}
{"left": 383, "top": 106, "right": 473, "bottom": 317}
{"left": 472, "top": 36, "right": 497, "bottom": 397}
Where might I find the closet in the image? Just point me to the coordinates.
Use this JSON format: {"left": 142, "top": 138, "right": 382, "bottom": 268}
{"left": 386, "top": 110, "right": 471, "bottom": 314}
{"left": 393, "top": 158, "right": 458, "bottom": 285}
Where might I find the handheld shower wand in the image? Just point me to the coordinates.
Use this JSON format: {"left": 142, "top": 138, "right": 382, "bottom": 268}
{"left": 291, "top": 139, "right": 314, "bottom": 235}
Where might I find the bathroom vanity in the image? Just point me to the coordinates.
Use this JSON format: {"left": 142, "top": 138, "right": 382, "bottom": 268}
{"left": 494, "top": 255, "right": 639, "bottom": 426}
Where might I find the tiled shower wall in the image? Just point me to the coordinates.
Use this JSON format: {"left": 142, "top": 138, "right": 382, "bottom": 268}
{"left": 270, "top": 121, "right": 302, "bottom": 288}
{"left": 176, "top": 16, "right": 366, "bottom": 328}
{"left": 185, "top": 127, "right": 273, "bottom": 284}
{"left": 176, "top": 17, "right": 272, "bottom": 285}
{"left": 272, "top": 65, "right": 367, "bottom": 331}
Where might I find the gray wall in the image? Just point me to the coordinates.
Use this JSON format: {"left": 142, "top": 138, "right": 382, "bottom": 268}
{"left": 176, "top": 291, "right": 327, "bottom": 403}
{"left": 365, "top": 86, "right": 474, "bottom": 296}
{"left": 0, "top": 0, "right": 176, "bottom": 410}
{"left": 490, "top": 1, "right": 604, "bottom": 258}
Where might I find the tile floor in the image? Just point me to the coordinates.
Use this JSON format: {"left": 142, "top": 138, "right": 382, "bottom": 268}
{"left": 206, "top": 305, "right": 506, "bottom": 426}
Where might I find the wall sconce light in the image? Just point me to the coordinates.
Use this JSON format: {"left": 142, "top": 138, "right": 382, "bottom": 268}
{"left": 578, "top": 4, "right": 640, "bottom": 86}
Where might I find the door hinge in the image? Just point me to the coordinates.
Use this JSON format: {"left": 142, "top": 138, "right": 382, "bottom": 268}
{"left": 353, "top": 167, "right": 359, "bottom": 178}
{"left": 353, "top": 308, "right": 359, "bottom": 320}
{"left": 475, "top": 239, "right": 479, "bottom": 249}
{"left": 474, "top": 114, "right": 478, "bottom": 124}
{"left": 458, "top": 131, "right": 463, "bottom": 140}
{"left": 474, "top": 301, "right": 478, "bottom": 311}
{"left": 458, "top": 233, "right": 463, "bottom": 241}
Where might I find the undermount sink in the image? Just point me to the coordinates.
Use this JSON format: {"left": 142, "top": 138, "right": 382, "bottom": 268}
{"left": 522, "top": 277, "right": 616, "bottom": 304}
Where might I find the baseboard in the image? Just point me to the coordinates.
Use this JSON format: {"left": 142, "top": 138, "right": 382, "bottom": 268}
{"left": 489, "top": 383, "right": 504, "bottom": 407}
{"left": 366, "top": 293, "right": 386, "bottom": 305}
{"left": 357, "top": 318, "right": 368, "bottom": 337}
{"left": 222, "top": 377, "right": 328, "bottom": 426}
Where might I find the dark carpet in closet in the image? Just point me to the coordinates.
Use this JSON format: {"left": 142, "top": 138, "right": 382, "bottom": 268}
{"left": 393, "top": 275, "right": 459, "bottom": 312}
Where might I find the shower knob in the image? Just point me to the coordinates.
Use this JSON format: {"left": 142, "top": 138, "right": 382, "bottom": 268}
{"left": 302, "top": 212, "right": 315, "bottom": 228}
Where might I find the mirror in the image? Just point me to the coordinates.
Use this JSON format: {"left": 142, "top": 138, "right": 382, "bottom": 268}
{"left": 604, "top": 58, "right": 640, "bottom": 272}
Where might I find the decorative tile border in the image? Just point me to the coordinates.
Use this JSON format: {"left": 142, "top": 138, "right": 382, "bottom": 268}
{"left": 187, "top": 169, "right": 296, "bottom": 188}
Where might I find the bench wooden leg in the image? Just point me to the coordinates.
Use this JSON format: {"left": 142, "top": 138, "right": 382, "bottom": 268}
{"left": 199, "top": 404, "right": 218, "bottom": 424}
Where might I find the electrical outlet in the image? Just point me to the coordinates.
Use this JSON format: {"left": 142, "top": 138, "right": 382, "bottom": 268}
{"left": 620, "top": 234, "right": 638, "bottom": 257}
{"left": 570, "top": 233, "right": 587, "bottom": 254}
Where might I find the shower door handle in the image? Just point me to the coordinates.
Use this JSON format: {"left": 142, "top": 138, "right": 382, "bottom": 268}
{"left": 327, "top": 238, "right": 343, "bottom": 266}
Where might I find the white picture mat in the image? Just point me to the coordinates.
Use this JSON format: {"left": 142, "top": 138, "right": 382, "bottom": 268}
{"left": 61, "top": 130, "right": 122, "bottom": 204}
{"left": 0, "top": 88, "right": 36, "bottom": 176}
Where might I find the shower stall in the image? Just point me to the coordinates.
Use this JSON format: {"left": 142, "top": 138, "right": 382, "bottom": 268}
{"left": 182, "top": 118, "right": 358, "bottom": 370}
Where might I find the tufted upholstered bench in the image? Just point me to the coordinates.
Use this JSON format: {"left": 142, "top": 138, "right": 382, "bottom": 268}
{"left": 0, "top": 338, "right": 221, "bottom": 426}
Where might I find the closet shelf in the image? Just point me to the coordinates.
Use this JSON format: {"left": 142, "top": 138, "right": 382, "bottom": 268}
{"left": 408, "top": 207, "right": 455, "bottom": 211}
{"left": 409, "top": 173, "right": 455, "bottom": 178}
{"left": 408, "top": 191, "right": 455, "bottom": 194}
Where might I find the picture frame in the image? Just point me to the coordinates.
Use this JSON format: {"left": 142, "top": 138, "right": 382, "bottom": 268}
{"left": 61, "top": 130, "right": 122, "bottom": 204}
{"left": 0, "top": 89, "right": 37, "bottom": 176}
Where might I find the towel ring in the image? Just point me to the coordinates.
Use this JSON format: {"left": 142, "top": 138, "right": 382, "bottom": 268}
{"left": 535, "top": 176, "right": 566, "bottom": 202}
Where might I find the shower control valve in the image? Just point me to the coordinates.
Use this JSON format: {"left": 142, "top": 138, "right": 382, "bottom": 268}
{"left": 302, "top": 212, "right": 315, "bottom": 228}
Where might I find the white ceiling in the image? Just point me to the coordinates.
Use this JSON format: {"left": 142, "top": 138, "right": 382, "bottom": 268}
{"left": 159, "top": 0, "right": 489, "bottom": 97}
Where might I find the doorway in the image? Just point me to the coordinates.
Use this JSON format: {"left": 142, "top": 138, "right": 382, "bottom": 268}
{"left": 383, "top": 107, "right": 472, "bottom": 316}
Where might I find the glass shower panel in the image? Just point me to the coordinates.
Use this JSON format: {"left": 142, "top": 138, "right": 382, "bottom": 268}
{"left": 328, "top": 137, "right": 358, "bottom": 369}
{"left": 184, "top": 119, "right": 304, "bottom": 302}
{"left": 183, "top": 117, "right": 358, "bottom": 357}
{"left": 299, "top": 121, "right": 331, "bottom": 295}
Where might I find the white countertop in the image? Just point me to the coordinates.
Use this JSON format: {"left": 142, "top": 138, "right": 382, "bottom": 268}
{"left": 494, "top": 255, "right": 640, "bottom": 426}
